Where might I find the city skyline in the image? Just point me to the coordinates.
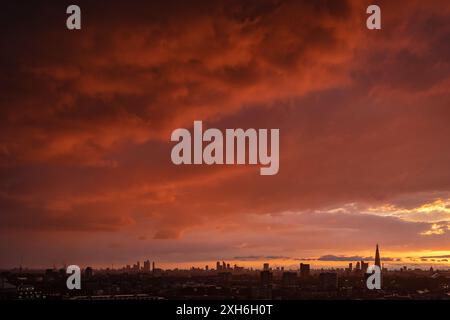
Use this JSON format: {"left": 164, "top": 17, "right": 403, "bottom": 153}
{"left": 4, "top": 244, "right": 450, "bottom": 271}
{"left": 2, "top": 244, "right": 449, "bottom": 301}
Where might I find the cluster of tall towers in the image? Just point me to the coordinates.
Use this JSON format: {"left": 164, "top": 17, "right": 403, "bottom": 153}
{"left": 348, "top": 244, "right": 382, "bottom": 273}
{"left": 126, "top": 260, "right": 155, "bottom": 272}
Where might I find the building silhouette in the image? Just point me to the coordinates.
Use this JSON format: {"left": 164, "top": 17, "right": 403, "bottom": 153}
{"left": 300, "top": 263, "right": 310, "bottom": 278}
{"left": 374, "top": 244, "right": 383, "bottom": 289}
{"left": 360, "top": 260, "right": 369, "bottom": 273}
{"left": 375, "top": 244, "right": 381, "bottom": 268}
{"left": 143, "top": 260, "right": 151, "bottom": 272}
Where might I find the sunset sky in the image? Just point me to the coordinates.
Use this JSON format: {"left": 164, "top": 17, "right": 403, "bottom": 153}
{"left": 0, "top": 0, "right": 449, "bottom": 270}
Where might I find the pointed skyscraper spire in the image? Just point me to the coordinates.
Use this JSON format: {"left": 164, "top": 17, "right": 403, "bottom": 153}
{"left": 375, "top": 244, "right": 381, "bottom": 268}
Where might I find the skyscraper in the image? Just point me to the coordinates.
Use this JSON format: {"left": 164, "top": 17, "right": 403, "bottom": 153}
{"left": 375, "top": 244, "right": 381, "bottom": 268}
{"left": 143, "top": 260, "right": 151, "bottom": 272}
{"left": 300, "top": 263, "right": 310, "bottom": 278}
{"left": 361, "top": 260, "right": 368, "bottom": 273}
{"left": 373, "top": 244, "right": 383, "bottom": 289}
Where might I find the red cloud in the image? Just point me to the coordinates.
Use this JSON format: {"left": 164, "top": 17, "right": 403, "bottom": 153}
{"left": 0, "top": 0, "right": 449, "bottom": 267}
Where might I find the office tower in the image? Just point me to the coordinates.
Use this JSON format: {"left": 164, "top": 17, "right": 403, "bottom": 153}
{"left": 300, "top": 263, "right": 310, "bottom": 278}
{"left": 355, "top": 261, "right": 361, "bottom": 271}
{"left": 348, "top": 263, "right": 353, "bottom": 272}
{"left": 361, "top": 260, "right": 368, "bottom": 273}
{"left": 375, "top": 244, "right": 381, "bottom": 268}
{"left": 205, "top": 265, "right": 209, "bottom": 271}
{"left": 143, "top": 260, "right": 151, "bottom": 272}
{"left": 222, "top": 261, "right": 226, "bottom": 270}
{"left": 263, "top": 263, "right": 270, "bottom": 271}
{"left": 216, "top": 261, "right": 221, "bottom": 271}
{"left": 152, "top": 261, "right": 155, "bottom": 271}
